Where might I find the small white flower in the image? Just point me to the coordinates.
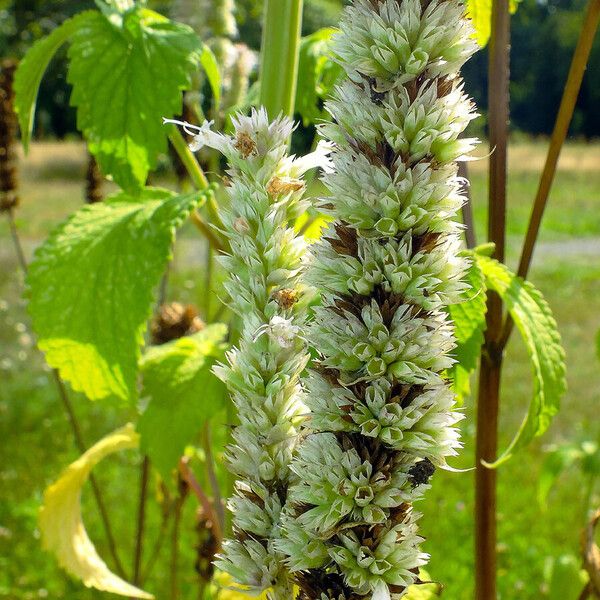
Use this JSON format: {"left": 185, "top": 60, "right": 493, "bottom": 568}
{"left": 253, "top": 316, "right": 301, "bottom": 348}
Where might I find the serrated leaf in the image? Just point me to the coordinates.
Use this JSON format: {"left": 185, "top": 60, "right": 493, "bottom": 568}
{"left": 138, "top": 325, "right": 228, "bottom": 482}
{"left": 67, "top": 8, "right": 202, "bottom": 191}
{"left": 13, "top": 11, "right": 97, "bottom": 151}
{"left": 295, "top": 28, "right": 344, "bottom": 126}
{"left": 477, "top": 256, "right": 567, "bottom": 467}
{"left": 448, "top": 254, "right": 487, "bottom": 402}
{"left": 27, "top": 188, "right": 203, "bottom": 402}
{"left": 39, "top": 424, "right": 151, "bottom": 599}
{"left": 200, "top": 45, "right": 221, "bottom": 112}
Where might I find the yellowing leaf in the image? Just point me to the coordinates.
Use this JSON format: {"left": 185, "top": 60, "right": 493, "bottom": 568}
{"left": 466, "top": 0, "right": 491, "bottom": 47}
{"left": 212, "top": 572, "right": 270, "bottom": 599}
{"left": 294, "top": 211, "right": 332, "bottom": 241}
{"left": 39, "top": 424, "right": 152, "bottom": 599}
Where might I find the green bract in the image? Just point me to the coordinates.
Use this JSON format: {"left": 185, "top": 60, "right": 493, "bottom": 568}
{"left": 278, "top": 1, "right": 479, "bottom": 598}
{"left": 186, "top": 109, "right": 330, "bottom": 598}
{"left": 27, "top": 188, "right": 207, "bottom": 401}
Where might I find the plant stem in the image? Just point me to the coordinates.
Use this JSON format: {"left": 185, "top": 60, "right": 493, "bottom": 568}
{"left": 178, "top": 458, "right": 222, "bottom": 546}
{"left": 259, "top": 0, "right": 304, "bottom": 118}
{"left": 168, "top": 128, "right": 209, "bottom": 190}
{"left": 5, "top": 208, "right": 127, "bottom": 579}
{"left": 475, "top": 0, "right": 510, "bottom": 598}
{"left": 202, "top": 422, "right": 225, "bottom": 536}
{"left": 190, "top": 211, "right": 225, "bottom": 252}
{"left": 458, "top": 161, "right": 476, "bottom": 249}
{"left": 170, "top": 486, "right": 187, "bottom": 600}
{"left": 132, "top": 456, "right": 150, "bottom": 587}
{"left": 140, "top": 503, "right": 172, "bottom": 585}
{"left": 500, "top": 0, "right": 600, "bottom": 346}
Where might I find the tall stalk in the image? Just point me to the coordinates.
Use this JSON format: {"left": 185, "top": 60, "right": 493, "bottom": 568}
{"left": 278, "top": 1, "right": 479, "bottom": 597}
{"left": 259, "top": 0, "right": 304, "bottom": 118}
{"left": 475, "top": 0, "right": 510, "bottom": 598}
{"left": 182, "top": 111, "right": 330, "bottom": 598}
{"left": 501, "top": 0, "right": 600, "bottom": 345}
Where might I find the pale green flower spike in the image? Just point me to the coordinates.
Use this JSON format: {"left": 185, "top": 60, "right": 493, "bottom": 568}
{"left": 277, "top": 1, "right": 479, "bottom": 598}
{"left": 183, "top": 108, "right": 331, "bottom": 599}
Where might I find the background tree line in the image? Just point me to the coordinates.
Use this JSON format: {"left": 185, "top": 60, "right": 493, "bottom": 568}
{"left": 1, "top": 0, "right": 599, "bottom": 140}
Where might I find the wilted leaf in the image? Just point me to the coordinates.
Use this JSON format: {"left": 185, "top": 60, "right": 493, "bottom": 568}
{"left": 39, "top": 424, "right": 151, "bottom": 598}
{"left": 138, "top": 325, "right": 228, "bottom": 481}
{"left": 27, "top": 188, "right": 203, "bottom": 401}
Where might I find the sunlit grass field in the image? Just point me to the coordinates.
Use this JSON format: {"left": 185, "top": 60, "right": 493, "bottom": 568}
{"left": 1, "top": 139, "right": 599, "bottom": 599}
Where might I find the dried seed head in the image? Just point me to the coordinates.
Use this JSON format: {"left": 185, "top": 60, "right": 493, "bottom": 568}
{"left": 267, "top": 176, "right": 305, "bottom": 197}
{"left": 0, "top": 59, "right": 19, "bottom": 212}
{"left": 272, "top": 288, "right": 299, "bottom": 310}
{"left": 151, "top": 302, "right": 204, "bottom": 345}
{"left": 234, "top": 131, "right": 257, "bottom": 158}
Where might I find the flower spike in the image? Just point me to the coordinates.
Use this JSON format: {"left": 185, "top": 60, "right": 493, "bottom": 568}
{"left": 277, "top": 1, "right": 479, "bottom": 598}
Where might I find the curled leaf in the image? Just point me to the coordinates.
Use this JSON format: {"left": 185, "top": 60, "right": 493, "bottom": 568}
{"left": 39, "top": 424, "right": 152, "bottom": 599}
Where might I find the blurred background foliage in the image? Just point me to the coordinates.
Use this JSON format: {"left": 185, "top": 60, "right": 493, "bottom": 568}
{"left": 1, "top": 0, "right": 600, "bottom": 141}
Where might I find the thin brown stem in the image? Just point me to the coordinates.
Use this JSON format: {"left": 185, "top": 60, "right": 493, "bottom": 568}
{"left": 475, "top": 0, "right": 510, "bottom": 598}
{"left": 458, "top": 161, "right": 476, "bottom": 249}
{"left": 170, "top": 484, "right": 188, "bottom": 600}
{"left": 500, "top": 0, "right": 600, "bottom": 348}
{"left": 179, "top": 458, "right": 222, "bottom": 546}
{"left": 191, "top": 210, "right": 225, "bottom": 253}
{"left": 140, "top": 501, "right": 172, "bottom": 585}
{"left": 7, "top": 208, "right": 28, "bottom": 273}
{"left": 202, "top": 422, "right": 225, "bottom": 537}
{"left": 132, "top": 456, "right": 150, "bottom": 588}
{"left": 6, "top": 210, "right": 127, "bottom": 578}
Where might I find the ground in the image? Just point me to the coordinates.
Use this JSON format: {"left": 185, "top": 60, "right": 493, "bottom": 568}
{"left": 1, "top": 140, "right": 599, "bottom": 599}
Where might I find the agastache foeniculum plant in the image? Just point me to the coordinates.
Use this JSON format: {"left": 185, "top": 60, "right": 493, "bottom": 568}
{"left": 167, "top": 109, "right": 332, "bottom": 599}
{"left": 275, "top": 0, "right": 479, "bottom": 598}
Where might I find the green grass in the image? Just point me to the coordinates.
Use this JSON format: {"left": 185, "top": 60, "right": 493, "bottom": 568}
{"left": 1, "top": 140, "right": 600, "bottom": 599}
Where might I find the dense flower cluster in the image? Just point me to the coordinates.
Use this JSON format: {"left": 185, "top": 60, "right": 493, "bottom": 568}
{"left": 188, "top": 109, "right": 330, "bottom": 599}
{"left": 277, "top": 1, "right": 478, "bottom": 598}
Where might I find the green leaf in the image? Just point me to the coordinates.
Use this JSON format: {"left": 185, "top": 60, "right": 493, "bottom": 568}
{"left": 544, "top": 554, "right": 588, "bottom": 600}
{"left": 466, "top": 0, "right": 491, "bottom": 47}
{"left": 67, "top": 8, "right": 202, "bottom": 191}
{"left": 138, "top": 325, "right": 228, "bottom": 482}
{"left": 200, "top": 45, "right": 221, "bottom": 113}
{"left": 538, "top": 444, "right": 581, "bottom": 509}
{"left": 295, "top": 27, "right": 344, "bottom": 126}
{"left": 27, "top": 188, "right": 203, "bottom": 402}
{"left": 448, "top": 254, "right": 487, "bottom": 402}
{"left": 13, "top": 11, "right": 98, "bottom": 152}
{"left": 477, "top": 256, "right": 567, "bottom": 467}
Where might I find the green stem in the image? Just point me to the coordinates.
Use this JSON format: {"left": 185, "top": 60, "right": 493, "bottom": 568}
{"left": 168, "top": 127, "right": 210, "bottom": 190}
{"left": 259, "top": 0, "right": 304, "bottom": 118}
